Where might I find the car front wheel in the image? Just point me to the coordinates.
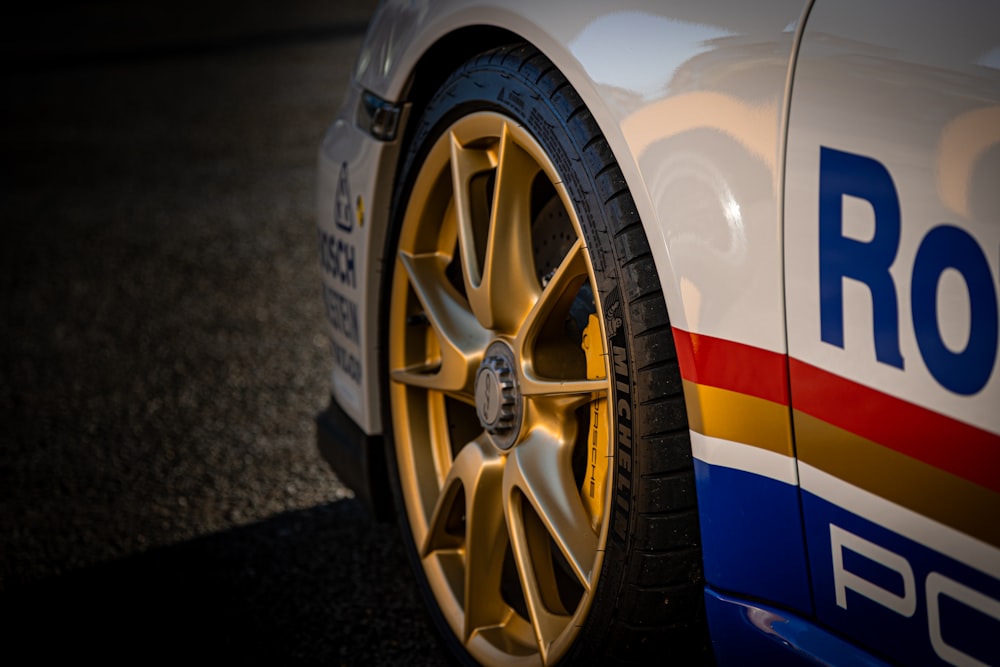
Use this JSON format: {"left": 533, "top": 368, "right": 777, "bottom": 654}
{"left": 384, "top": 43, "right": 707, "bottom": 666}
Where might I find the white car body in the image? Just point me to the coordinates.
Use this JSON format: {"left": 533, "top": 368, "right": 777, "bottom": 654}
{"left": 316, "top": 1, "right": 1000, "bottom": 664}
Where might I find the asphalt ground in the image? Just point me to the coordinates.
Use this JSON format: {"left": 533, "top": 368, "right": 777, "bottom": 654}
{"left": 0, "top": 2, "right": 450, "bottom": 664}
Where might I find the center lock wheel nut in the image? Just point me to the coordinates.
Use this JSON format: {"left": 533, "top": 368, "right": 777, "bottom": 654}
{"left": 475, "top": 341, "right": 522, "bottom": 450}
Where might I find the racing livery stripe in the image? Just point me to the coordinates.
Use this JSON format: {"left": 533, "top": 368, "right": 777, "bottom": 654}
{"left": 789, "top": 358, "right": 1000, "bottom": 495}
{"left": 682, "top": 379, "right": 794, "bottom": 458}
{"left": 796, "top": 411, "right": 1000, "bottom": 549}
{"left": 694, "top": 457, "right": 813, "bottom": 613}
{"left": 672, "top": 328, "right": 789, "bottom": 405}
{"left": 690, "top": 431, "right": 798, "bottom": 485}
{"left": 800, "top": 462, "right": 1000, "bottom": 581}
{"left": 673, "top": 328, "right": 794, "bottom": 458}
{"left": 673, "top": 326, "right": 1000, "bottom": 549}
{"left": 800, "top": 468, "right": 1000, "bottom": 667}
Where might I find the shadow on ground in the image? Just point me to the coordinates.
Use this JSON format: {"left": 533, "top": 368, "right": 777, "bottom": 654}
{"left": 0, "top": 500, "right": 449, "bottom": 665}
{"left": 0, "top": 2, "right": 449, "bottom": 664}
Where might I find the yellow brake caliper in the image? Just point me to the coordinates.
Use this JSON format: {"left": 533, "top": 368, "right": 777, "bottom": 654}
{"left": 581, "top": 314, "right": 610, "bottom": 531}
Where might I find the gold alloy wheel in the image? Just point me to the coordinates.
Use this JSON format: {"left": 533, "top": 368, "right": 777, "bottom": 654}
{"left": 388, "top": 111, "right": 612, "bottom": 666}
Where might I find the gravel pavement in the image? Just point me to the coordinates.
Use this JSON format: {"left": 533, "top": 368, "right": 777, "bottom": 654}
{"left": 0, "top": 2, "right": 450, "bottom": 664}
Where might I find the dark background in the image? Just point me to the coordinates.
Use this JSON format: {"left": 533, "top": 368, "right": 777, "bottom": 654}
{"left": 0, "top": 1, "right": 449, "bottom": 663}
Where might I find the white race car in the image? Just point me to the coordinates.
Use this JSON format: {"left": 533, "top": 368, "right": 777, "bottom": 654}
{"left": 315, "top": 1, "right": 1000, "bottom": 665}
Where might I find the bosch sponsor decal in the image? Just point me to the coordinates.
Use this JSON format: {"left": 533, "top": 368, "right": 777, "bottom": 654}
{"left": 320, "top": 161, "right": 364, "bottom": 386}
{"left": 334, "top": 160, "right": 365, "bottom": 232}
{"left": 321, "top": 282, "right": 358, "bottom": 344}
{"left": 320, "top": 163, "right": 360, "bottom": 289}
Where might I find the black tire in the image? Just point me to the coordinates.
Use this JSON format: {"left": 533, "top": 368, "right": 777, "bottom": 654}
{"left": 382, "top": 43, "right": 708, "bottom": 666}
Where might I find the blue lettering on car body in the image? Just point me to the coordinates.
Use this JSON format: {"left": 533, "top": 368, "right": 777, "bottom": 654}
{"left": 818, "top": 146, "right": 998, "bottom": 395}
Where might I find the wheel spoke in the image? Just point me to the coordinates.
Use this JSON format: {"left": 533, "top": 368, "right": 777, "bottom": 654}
{"left": 461, "top": 444, "right": 511, "bottom": 641}
{"left": 463, "top": 122, "right": 542, "bottom": 334}
{"left": 504, "top": 429, "right": 597, "bottom": 663}
{"left": 450, "top": 131, "right": 495, "bottom": 304}
{"left": 519, "top": 376, "right": 607, "bottom": 404}
{"left": 505, "top": 505, "right": 570, "bottom": 665}
{"left": 394, "top": 250, "right": 490, "bottom": 396}
{"left": 506, "top": 428, "right": 598, "bottom": 592}
{"left": 519, "top": 237, "right": 588, "bottom": 343}
{"left": 514, "top": 236, "right": 605, "bottom": 407}
{"left": 419, "top": 435, "right": 511, "bottom": 642}
{"left": 419, "top": 468, "right": 465, "bottom": 558}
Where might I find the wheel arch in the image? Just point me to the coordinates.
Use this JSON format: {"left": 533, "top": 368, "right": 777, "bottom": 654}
{"left": 352, "top": 0, "right": 805, "bottom": 524}
{"left": 357, "top": 0, "right": 803, "bottom": 376}
{"left": 360, "top": 16, "right": 679, "bottom": 408}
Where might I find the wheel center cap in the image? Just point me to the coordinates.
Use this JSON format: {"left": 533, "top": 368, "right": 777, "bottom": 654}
{"left": 476, "top": 370, "right": 502, "bottom": 426}
{"left": 475, "top": 341, "right": 521, "bottom": 450}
